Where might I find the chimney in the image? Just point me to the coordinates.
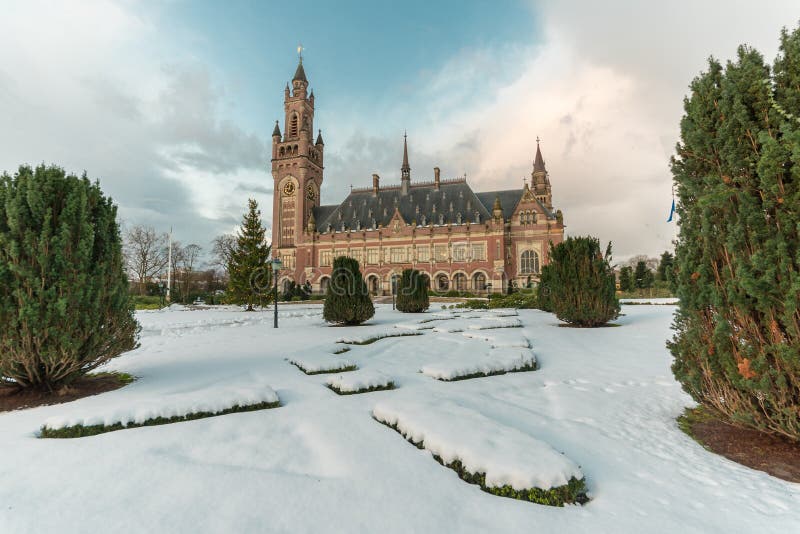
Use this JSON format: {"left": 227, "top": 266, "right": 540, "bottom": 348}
{"left": 372, "top": 174, "right": 380, "bottom": 196}
{"left": 434, "top": 167, "right": 440, "bottom": 190}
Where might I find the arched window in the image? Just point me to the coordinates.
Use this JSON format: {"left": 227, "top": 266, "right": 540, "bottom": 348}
{"left": 319, "top": 277, "right": 330, "bottom": 294}
{"left": 290, "top": 113, "right": 299, "bottom": 138}
{"left": 436, "top": 273, "right": 449, "bottom": 291}
{"left": 279, "top": 147, "right": 285, "bottom": 157}
{"left": 520, "top": 250, "right": 540, "bottom": 274}
{"left": 472, "top": 272, "right": 486, "bottom": 291}
{"left": 453, "top": 273, "right": 467, "bottom": 291}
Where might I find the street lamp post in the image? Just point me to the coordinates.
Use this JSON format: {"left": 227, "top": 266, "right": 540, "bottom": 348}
{"left": 271, "top": 258, "right": 282, "bottom": 328}
{"left": 391, "top": 274, "right": 398, "bottom": 310}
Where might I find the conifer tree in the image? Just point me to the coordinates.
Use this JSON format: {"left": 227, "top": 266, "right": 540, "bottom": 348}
{"left": 0, "top": 165, "right": 139, "bottom": 392}
{"left": 618, "top": 266, "right": 634, "bottom": 292}
{"left": 396, "top": 268, "right": 430, "bottom": 313}
{"left": 545, "top": 236, "right": 620, "bottom": 327}
{"left": 323, "top": 256, "right": 374, "bottom": 325}
{"left": 634, "top": 261, "right": 653, "bottom": 289}
{"left": 227, "top": 199, "right": 272, "bottom": 311}
{"left": 669, "top": 25, "right": 800, "bottom": 441}
{"left": 657, "top": 251, "right": 674, "bottom": 283}
{"left": 537, "top": 263, "right": 554, "bottom": 312}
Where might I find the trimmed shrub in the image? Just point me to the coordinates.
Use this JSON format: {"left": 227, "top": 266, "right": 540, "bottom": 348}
{"left": 537, "top": 264, "right": 554, "bottom": 312}
{"left": 669, "top": 26, "right": 800, "bottom": 441}
{"left": 396, "top": 268, "right": 430, "bottom": 312}
{"left": 0, "top": 165, "right": 139, "bottom": 392}
{"left": 323, "top": 256, "right": 375, "bottom": 325}
{"left": 544, "top": 236, "right": 620, "bottom": 327}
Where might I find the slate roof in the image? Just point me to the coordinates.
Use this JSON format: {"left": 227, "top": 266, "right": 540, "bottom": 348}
{"left": 312, "top": 179, "right": 556, "bottom": 234}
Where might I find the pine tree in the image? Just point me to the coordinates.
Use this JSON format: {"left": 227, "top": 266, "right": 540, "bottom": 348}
{"left": 227, "top": 199, "right": 272, "bottom": 311}
{"left": 0, "top": 165, "right": 139, "bottom": 392}
{"left": 634, "top": 260, "right": 653, "bottom": 289}
{"left": 323, "top": 256, "right": 375, "bottom": 325}
{"left": 669, "top": 25, "right": 800, "bottom": 441}
{"left": 545, "top": 236, "right": 620, "bottom": 327}
{"left": 618, "top": 266, "right": 634, "bottom": 292}
{"left": 396, "top": 268, "right": 430, "bottom": 313}
{"left": 657, "top": 251, "right": 674, "bottom": 282}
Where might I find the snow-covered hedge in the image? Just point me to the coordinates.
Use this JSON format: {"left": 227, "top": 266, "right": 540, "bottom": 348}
{"left": 40, "top": 385, "right": 280, "bottom": 438}
{"left": 288, "top": 354, "right": 357, "bottom": 375}
{"left": 326, "top": 370, "right": 395, "bottom": 395}
{"left": 335, "top": 330, "right": 422, "bottom": 345}
{"left": 421, "top": 348, "right": 537, "bottom": 381}
{"left": 373, "top": 400, "right": 588, "bottom": 506}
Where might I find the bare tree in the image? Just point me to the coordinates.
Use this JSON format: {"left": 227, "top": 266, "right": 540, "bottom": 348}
{"left": 211, "top": 234, "right": 236, "bottom": 272}
{"left": 124, "top": 225, "right": 169, "bottom": 294}
{"left": 181, "top": 244, "right": 202, "bottom": 299}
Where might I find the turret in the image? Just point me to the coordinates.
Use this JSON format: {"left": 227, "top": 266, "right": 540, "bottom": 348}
{"left": 492, "top": 196, "right": 503, "bottom": 221}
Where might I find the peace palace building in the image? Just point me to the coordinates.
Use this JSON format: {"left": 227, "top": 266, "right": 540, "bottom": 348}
{"left": 271, "top": 59, "right": 564, "bottom": 295}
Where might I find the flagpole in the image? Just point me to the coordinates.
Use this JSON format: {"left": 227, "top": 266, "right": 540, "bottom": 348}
{"left": 167, "top": 227, "right": 173, "bottom": 302}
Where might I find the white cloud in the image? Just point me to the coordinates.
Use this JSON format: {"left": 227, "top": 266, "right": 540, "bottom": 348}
{"left": 0, "top": 0, "right": 267, "bottom": 260}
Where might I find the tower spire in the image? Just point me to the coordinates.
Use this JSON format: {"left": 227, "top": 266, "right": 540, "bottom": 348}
{"left": 401, "top": 131, "right": 410, "bottom": 195}
{"left": 533, "top": 137, "right": 546, "bottom": 173}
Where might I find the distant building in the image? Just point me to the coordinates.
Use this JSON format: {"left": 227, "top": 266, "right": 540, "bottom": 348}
{"left": 270, "top": 58, "right": 564, "bottom": 295}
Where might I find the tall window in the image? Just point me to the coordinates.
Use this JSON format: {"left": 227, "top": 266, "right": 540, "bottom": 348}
{"left": 320, "top": 250, "right": 332, "bottom": 266}
{"left": 367, "top": 248, "right": 380, "bottom": 265}
{"left": 452, "top": 244, "right": 467, "bottom": 262}
{"left": 290, "top": 113, "right": 298, "bottom": 138}
{"left": 471, "top": 243, "right": 486, "bottom": 261}
{"left": 434, "top": 245, "right": 448, "bottom": 262}
{"left": 390, "top": 247, "right": 406, "bottom": 263}
{"left": 417, "top": 246, "right": 430, "bottom": 262}
{"left": 520, "top": 250, "right": 540, "bottom": 274}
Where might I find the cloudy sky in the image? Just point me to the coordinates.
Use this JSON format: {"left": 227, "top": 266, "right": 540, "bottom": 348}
{"left": 1, "top": 0, "right": 797, "bottom": 264}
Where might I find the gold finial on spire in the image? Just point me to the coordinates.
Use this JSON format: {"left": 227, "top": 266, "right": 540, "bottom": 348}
{"left": 297, "top": 43, "right": 304, "bottom": 63}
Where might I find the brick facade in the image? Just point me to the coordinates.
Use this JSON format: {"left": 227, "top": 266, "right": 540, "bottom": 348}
{"left": 271, "top": 59, "right": 564, "bottom": 295}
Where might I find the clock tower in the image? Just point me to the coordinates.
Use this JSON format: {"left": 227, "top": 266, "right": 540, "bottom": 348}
{"left": 271, "top": 54, "right": 325, "bottom": 259}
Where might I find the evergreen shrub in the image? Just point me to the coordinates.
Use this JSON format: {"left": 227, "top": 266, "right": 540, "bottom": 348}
{"left": 323, "top": 256, "right": 375, "bottom": 325}
{"left": 0, "top": 165, "right": 139, "bottom": 392}
{"left": 396, "top": 269, "right": 430, "bottom": 312}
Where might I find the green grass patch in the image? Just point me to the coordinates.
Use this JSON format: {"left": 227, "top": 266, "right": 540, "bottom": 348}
{"left": 327, "top": 382, "right": 396, "bottom": 395}
{"left": 676, "top": 406, "right": 716, "bottom": 450}
{"left": 132, "top": 295, "right": 164, "bottom": 310}
{"left": 39, "top": 400, "right": 281, "bottom": 439}
{"left": 376, "top": 419, "right": 588, "bottom": 506}
{"left": 432, "top": 362, "right": 538, "bottom": 382}
{"left": 90, "top": 371, "right": 137, "bottom": 385}
{"left": 290, "top": 361, "right": 358, "bottom": 375}
{"left": 337, "top": 331, "right": 422, "bottom": 345}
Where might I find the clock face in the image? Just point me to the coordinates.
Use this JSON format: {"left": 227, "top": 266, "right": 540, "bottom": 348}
{"left": 282, "top": 181, "right": 296, "bottom": 196}
{"left": 306, "top": 183, "right": 316, "bottom": 200}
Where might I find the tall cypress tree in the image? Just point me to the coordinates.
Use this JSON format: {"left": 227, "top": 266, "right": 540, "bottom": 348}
{"left": 323, "top": 256, "right": 374, "bottom": 325}
{"left": 670, "top": 25, "right": 800, "bottom": 441}
{"left": 227, "top": 199, "right": 272, "bottom": 311}
{"left": 396, "top": 268, "right": 430, "bottom": 313}
{"left": 546, "top": 236, "right": 620, "bottom": 327}
{"left": 0, "top": 165, "right": 139, "bottom": 392}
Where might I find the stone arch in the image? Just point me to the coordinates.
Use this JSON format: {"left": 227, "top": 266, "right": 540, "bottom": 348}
{"left": 433, "top": 271, "right": 450, "bottom": 292}
{"left": 452, "top": 272, "right": 468, "bottom": 291}
{"left": 471, "top": 270, "right": 488, "bottom": 291}
{"left": 319, "top": 275, "right": 330, "bottom": 294}
{"left": 365, "top": 274, "right": 381, "bottom": 295}
{"left": 279, "top": 146, "right": 285, "bottom": 157}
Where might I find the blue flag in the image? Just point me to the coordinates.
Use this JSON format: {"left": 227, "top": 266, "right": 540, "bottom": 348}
{"left": 667, "top": 198, "right": 675, "bottom": 222}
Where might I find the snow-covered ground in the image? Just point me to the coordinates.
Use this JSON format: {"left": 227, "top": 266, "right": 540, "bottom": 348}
{"left": 1, "top": 304, "right": 798, "bottom": 533}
